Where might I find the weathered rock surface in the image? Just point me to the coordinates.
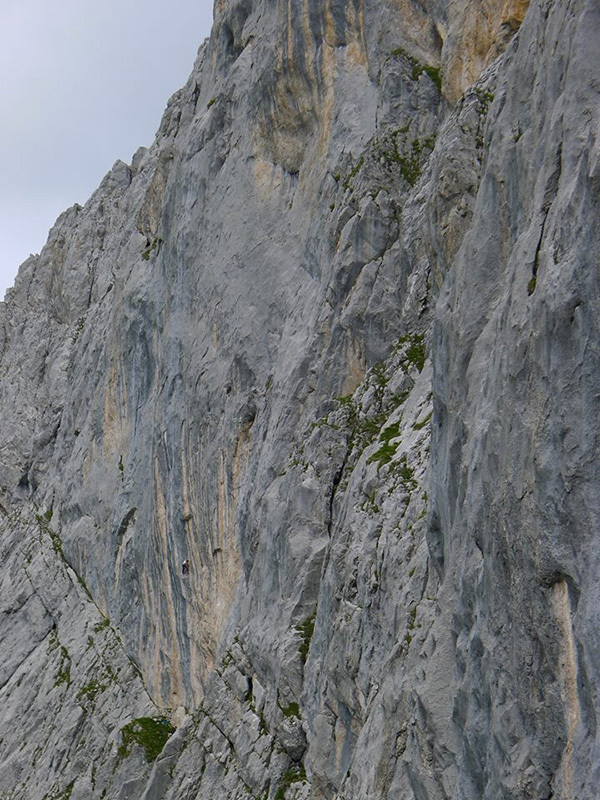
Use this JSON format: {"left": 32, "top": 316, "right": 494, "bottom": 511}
{"left": 0, "top": 0, "right": 598, "bottom": 798}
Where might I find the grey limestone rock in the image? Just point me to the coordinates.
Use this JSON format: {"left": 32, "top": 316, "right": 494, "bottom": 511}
{"left": 0, "top": 0, "right": 598, "bottom": 798}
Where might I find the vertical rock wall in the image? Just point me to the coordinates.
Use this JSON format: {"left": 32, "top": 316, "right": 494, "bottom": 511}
{"left": 0, "top": 0, "right": 598, "bottom": 798}
{"left": 430, "top": 2, "right": 600, "bottom": 797}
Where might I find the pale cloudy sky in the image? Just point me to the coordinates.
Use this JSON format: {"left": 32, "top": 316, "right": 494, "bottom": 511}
{"left": 0, "top": 0, "right": 214, "bottom": 299}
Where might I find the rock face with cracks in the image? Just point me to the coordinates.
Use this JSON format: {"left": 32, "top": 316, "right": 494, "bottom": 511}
{"left": 0, "top": 0, "right": 599, "bottom": 798}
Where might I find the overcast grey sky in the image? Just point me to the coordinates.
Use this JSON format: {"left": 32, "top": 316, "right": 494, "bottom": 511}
{"left": 0, "top": 0, "right": 214, "bottom": 299}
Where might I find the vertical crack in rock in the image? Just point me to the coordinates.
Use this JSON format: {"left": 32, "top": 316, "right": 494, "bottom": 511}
{"left": 552, "top": 579, "right": 581, "bottom": 800}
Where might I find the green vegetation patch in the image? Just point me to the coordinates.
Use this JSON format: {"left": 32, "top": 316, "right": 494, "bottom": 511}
{"left": 372, "top": 361, "right": 388, "bottom": 404}
{"left": 405, "top": 604, "right": 421, "bottom": 647}
{"left": 390, "top": 48, "right": 442, "bottom": 90}
{"left": 36, "top": 514, "right": 64, "bottom": 556}
{"left": 76, "top": 680, "right": 105, "bottom": 702}
{"left": 49, "top": 529, "right": 63, "bottom": 555}
{"left": 295, "top": 613, "right": 316, "bottom": 663}
{"left": 395, "top": 334, "right": 426, "bottom": 372}
{"left": 141, "top": 238, "right": 160, "bottom": 261}
{"left": 390, "top": 48, "right": 442, "bottom": 91}
{"left": 44, "top": 780, "right": 75, "bottom": 800}
{"left": 52, "top": 635, "right": 72, "bottom": 689}
{"left": 280, "top": 701, "right": 301, "bottom": 720}
{"left": 395, "top": 454, "right": 418, "bottom": 493}
{"left": 258, "top": 710, "right": 269, "bottom": 736}
{"left": 342, "top": 155, "right": 364, "bottom": 190}
{"left": 413, "top": 411, "right": 432, "bottom": 431}
{"left": 360, "top": 489, "right": 380, "bottom": 515}
{"left": 118, "top": 717, "right": 175, "bottom": 763}
{"left": 422, "top": 65, "right": 442, "bottom": 91}
{"left": 54, "top": 663, "right": 71, "bottom": 688}
{"left": 274, "top": 765, "right": 308, "bottom": 800}
{"left": 367, "top": 421, "right": 402, "bottom": 469}
{"left": 92, "top": 617, "right": 110, "bottom": 634}
{"left": 408, "top": 605, "right": 417, "bottom": 630}
{"left": 334, "top": 378, "right": 410, "bottom": 464}
{"left": 474, "top": 87, "right": 495, "bottom": 116}
{"left": 377, "top": 131, "right": 436, "bottom": 187}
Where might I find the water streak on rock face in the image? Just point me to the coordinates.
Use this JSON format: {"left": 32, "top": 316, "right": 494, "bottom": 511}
{"left": 0, "top": 0, "right": 598, "bottom": 798}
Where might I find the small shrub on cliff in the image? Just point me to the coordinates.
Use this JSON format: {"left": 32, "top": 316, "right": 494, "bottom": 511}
{"left": 389, "top": 48, "right": 442, "bottom": 91}
{"left": 280, "top": 701, "right": 301, "bottom": 720}
{"left": 295, "top": 613, "right": 316, "bottom": 663}
{"left": 117, "top": 717, "right": 175, "bottom": 763}
{"left": 274, "top": 765, "right": 308, "bottom": 800}
{"left": 367, "top": 421, "right": 402, "bottom": 468}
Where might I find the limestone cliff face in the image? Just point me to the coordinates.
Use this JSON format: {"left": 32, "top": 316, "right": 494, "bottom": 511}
{"left": 0, "top": 0, "right": 598, "bottom": 798}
